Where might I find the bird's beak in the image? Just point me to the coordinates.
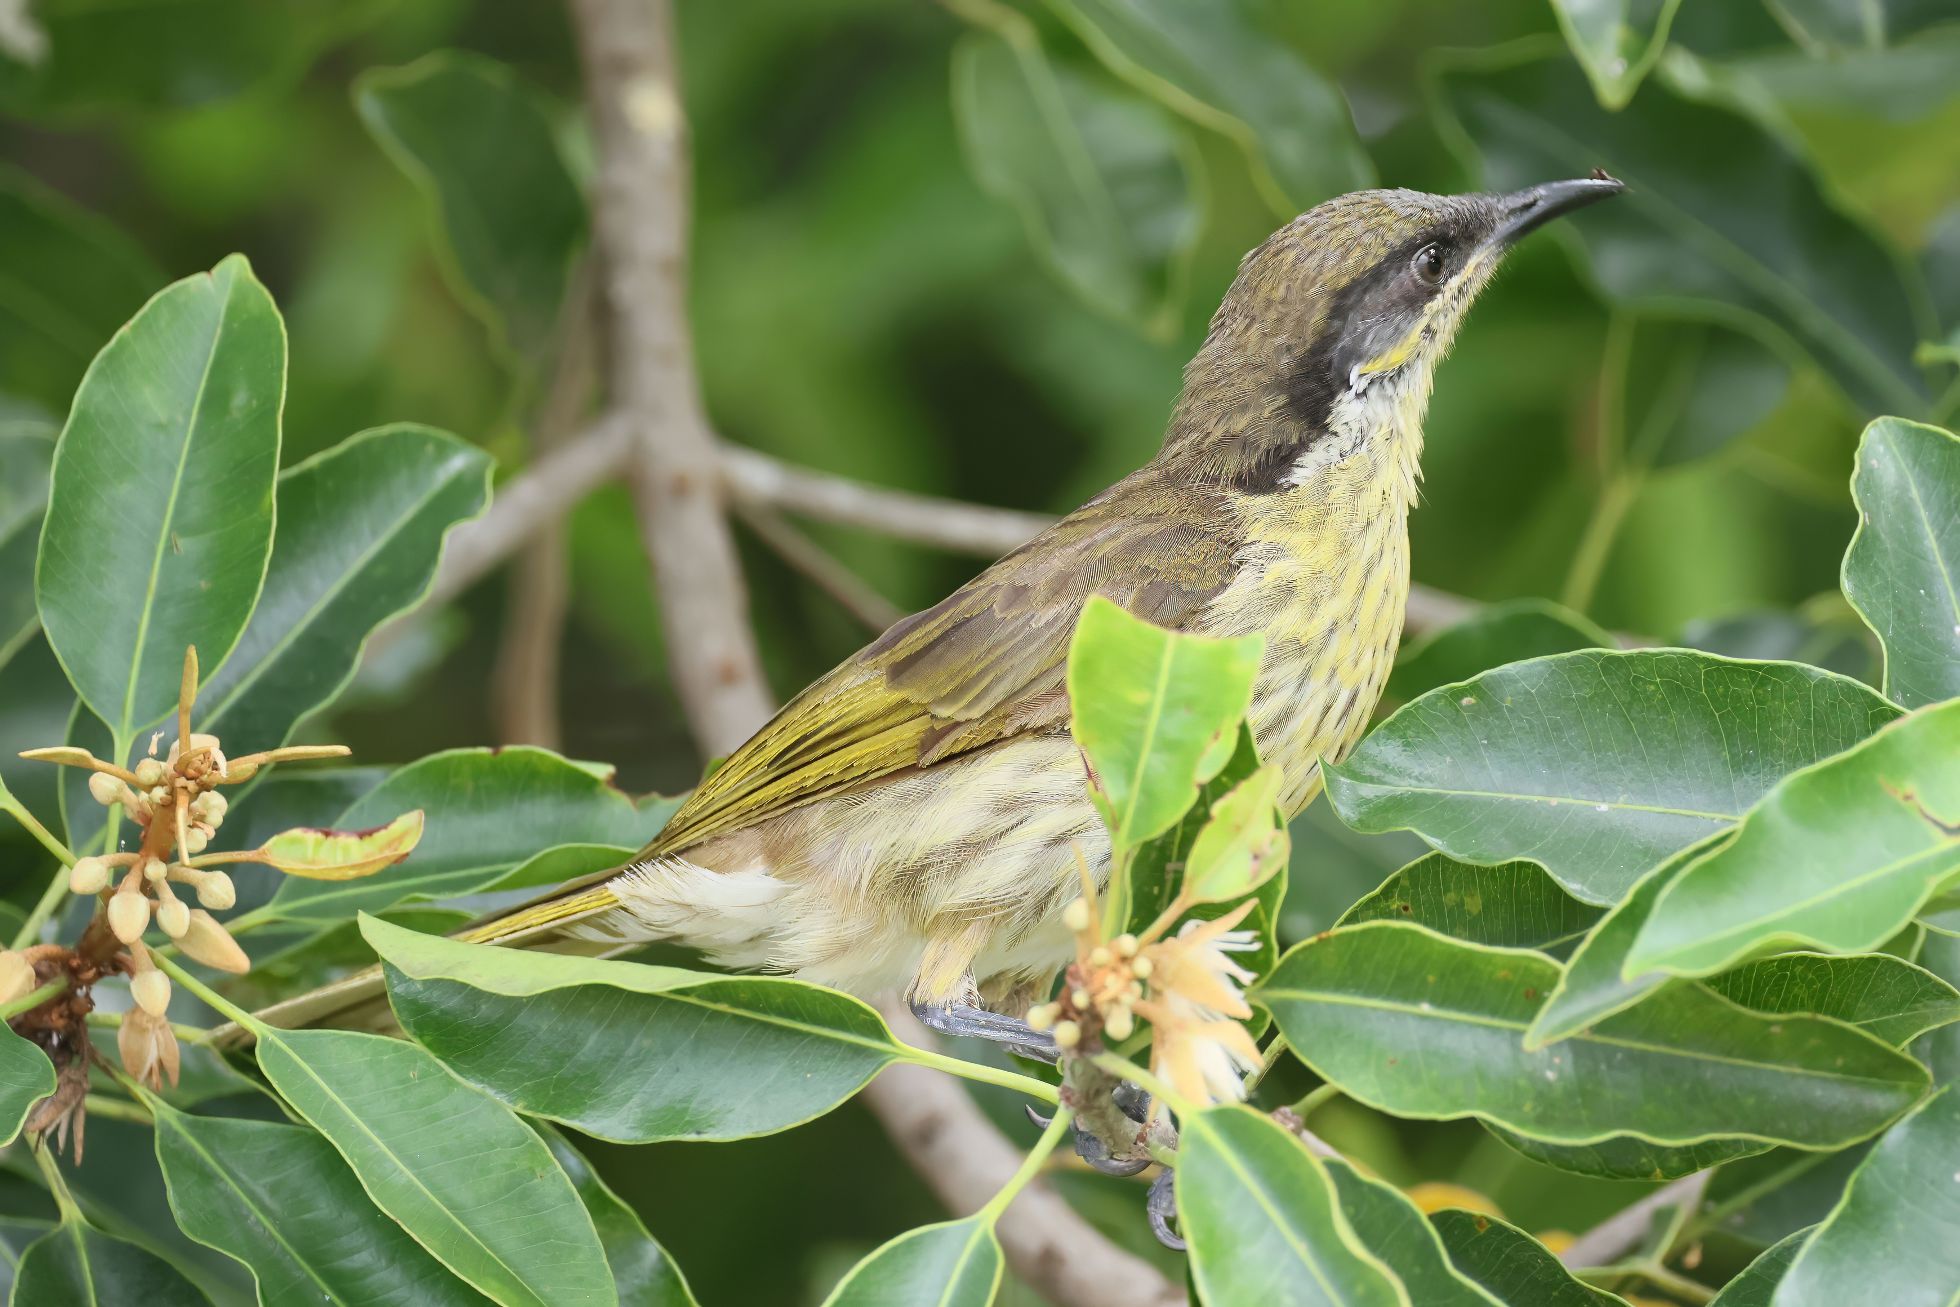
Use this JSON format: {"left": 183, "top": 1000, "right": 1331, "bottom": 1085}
{"left": 1490, "top": 175, "right": 1626, "bottom": 247}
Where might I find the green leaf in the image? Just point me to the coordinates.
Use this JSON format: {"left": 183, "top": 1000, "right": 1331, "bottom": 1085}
{"left": 365, "top": 915, "right": 907, "bottom": 1142}
{"left": 1042, "top": 0, "right": 1373, "bottom": 214}
{"left": 1548, "top": 0, "right": 1684, "bottom": 109}
{"left": 1486, "top": 1126, "right": 1766, "bottom": 1182}
{"left": 951, "top": 23, "right": 1199, "bottom": 337}
{"left": 0, "top": 418, "right": 53, "bottom": 671}
{"left": 1427, "top": 1210, "right": 1625, "bottom": 1306}
{"left": 1257, "top": 922, "right": 1928, "bottom": 1148}
{"left": 1181, "top": 764, "right": 1287, "bottom": 905}
{"left": 1325, "top": 649, "right": 1900, "bottom": 904}
{"left": 1067, "top": 595, "right": 1261, "bottom": 854}
{"left": 1526, "top": 837, "right": 1717, "bottom": 1048}
{"left": 254, "top": 810, "right": 425, "bottom": 880}
{"left": 1761, "top": 0, "right": 1945, "bottom": 53}
{"left": 249, "top": 1023, "right": 615, "bottom": 1307}
{"left": 0, "top": 166, "right": 163, "bottom": 413}
{"left": 1772, "top": 1086, "right": 1960, "bottom": 1301}
{"left": 1912, "top": 927, "right": 1960, "bottom": 1086}
{"left": 1704, "top": 951, "right": 1960, "bottom": 1046}
{"left": 35, "top": 255, "right": 283, "bottom": 742}
{"left": 1176, "top": 1105, "right": 1404, "bottom": 1306}
{"left": 1124, "top": 721, "right": 1258, "bottom": 938}
{"left": 1841, "top": 417, "right": 1960, "bottom": 710}
{"left": 1321, "top": 1158, "right": 1502, "bottom": 1305}
{"left": 194, "top": 424, "right": 492, "bottom": 750}
{"left": 1699, "top": 1145, "right": 1872, "bottom": 1249}
{"left": 150, "top": 1105, "right": 481, "bottom": 1305}
{"left": 1619, "top": 318, "right": 1792, "bottom": 469}
{"left": 1338, "top": 854, "right": 1605, "bottom": 955}
{"left": 1626, "top": 698, "right": 1960, "bottom": 979}
{"left": 264, "top": 747, "right": 672, "bottom": 922}
{"left": 1386, "top": 600, "right": 1611, "bottom": 704}
{"left": 818, "top": 1217, "right": 1001, "bottom": 1307}
{"left": 1435, "top": 43, "right": 1933, "bottom": 417}
{"left": 355, "top": 52, "right": 586, "bottom": 364}
{"left": 1705, "top": 1228, "right": 1808, "bottom": 1306}
{"left": 540, "top": 1129, "right": 698, "bottom": 1307}
{"left": 10, "top": 1220, "right": 209, "bottom": 1307}
{"left": 0, "top": 1023, "right": 55, "bottom": 1146}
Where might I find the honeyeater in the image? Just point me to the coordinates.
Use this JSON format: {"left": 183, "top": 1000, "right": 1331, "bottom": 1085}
{"left": 267, "top": 178, "right": 1622, "bottom": 1042}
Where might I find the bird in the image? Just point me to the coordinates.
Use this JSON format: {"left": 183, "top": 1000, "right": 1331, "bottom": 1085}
{"left": 264, "top": 177, "right": 1622, "bottom": 1046}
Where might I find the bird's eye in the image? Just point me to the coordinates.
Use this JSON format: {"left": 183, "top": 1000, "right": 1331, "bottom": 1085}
{"left": 1411, "top": 242, "right": 1447, "bottom": 286}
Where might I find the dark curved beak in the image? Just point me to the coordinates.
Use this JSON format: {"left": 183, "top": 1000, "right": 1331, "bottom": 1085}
{"left": 1491, "top": 175, "right": 1626, "bottom": 246}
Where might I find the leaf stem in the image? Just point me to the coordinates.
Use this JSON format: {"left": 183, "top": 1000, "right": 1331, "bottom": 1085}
{"left": 28, "top": 1135, "right": 83, "bottom": 1220}
{"left": 2, "top": 778, "right": 80, "bottom": 951}
{"left": 83, "top": 1010, "right": 211, "bottom": 1044}
{"left": 1090, "top": 1050, "right": 1186, "bottom": 1114}
{"left": 0, "top": 978, "right": 70, "bottom": 1021}
{"left": 977, "top": 1104, "right": 1074, "bottom": 1224}
{"left": 80, "top": 1093, "right": 153, "bottom": 1126}
{"left": 1289, "top": 1082, "right": 1343, "bottom": 1119}
{"left": 901, "top": 1046, "right": 1061, "bottom": 1105}
{"left": 151, "top": 952, "right": 255, "bottom": 1027}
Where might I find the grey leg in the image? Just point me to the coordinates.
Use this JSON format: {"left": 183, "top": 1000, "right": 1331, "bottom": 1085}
{"left": 910, "top": 1001, "right": 1058, "bottom": 1062}
{"left": 1147, "top": 1169, "right": 1183, "bottom": 1250}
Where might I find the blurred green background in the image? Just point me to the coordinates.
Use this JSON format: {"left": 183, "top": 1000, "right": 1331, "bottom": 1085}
{"left": 3, "top": 0, "right": 1957, "bottom": 1300}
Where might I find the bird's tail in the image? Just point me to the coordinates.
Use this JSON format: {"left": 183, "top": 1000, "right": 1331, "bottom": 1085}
{"left": 223, "top": 877, "right": 626, "bottom": 1042}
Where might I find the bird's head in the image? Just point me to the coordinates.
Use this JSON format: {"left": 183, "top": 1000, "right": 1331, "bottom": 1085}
{"left": 1161, "top": 178, "right": 1624, "bottom": 491}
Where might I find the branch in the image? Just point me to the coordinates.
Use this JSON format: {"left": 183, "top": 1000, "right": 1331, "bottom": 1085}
{"left": 871, "top": 1005, "right": 1187, "bottom": 1307}
{"left": 1559, "top": 1170, "right": 1711, "bottom": 1270}
{"left": 732, "top": 502, "right": 903, "bottom": 632}
{"left": 568, "top": 0, "right": 772, "bottom": 757}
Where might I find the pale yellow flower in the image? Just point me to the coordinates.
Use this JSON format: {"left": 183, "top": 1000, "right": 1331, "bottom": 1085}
{"left": 118, "top": 1008, "right": 180, "bottom": 1090}
{"left": 1138, "top": 902, "right": 1263, "bottom": 1105}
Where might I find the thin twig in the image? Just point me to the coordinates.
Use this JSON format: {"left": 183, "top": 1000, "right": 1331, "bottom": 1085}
{"left": 1559, "top": 1170, "right": 1711, "bottom": 1270}
{"left": 733, "top": 502, "right": 904, "bottom": 632}
{"left": 568, "top": 0, "right": 772, "bottom": 757}
{"left": 871, "top": 1005, "right": 1187, "bottom": 1307}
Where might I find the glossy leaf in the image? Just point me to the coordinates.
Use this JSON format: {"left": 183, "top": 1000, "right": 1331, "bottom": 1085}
{"left": 1620, "top": 318, "right": 1792, "bottom": 469}
{"left": 541, "top": 1130, "right": 698, "bottom": 1307}
{"left": 36, "top": 256, "right": 283, "bottom": 741}
{"left": 1067, "top": 595, "right": 1261, "bottom": 852}
{"left": 0, "top": 166, "right": 163, "bottom": 412}
{"left": 10, "top": 1220, "right": 209, "bottom": 1306}
{"left": 1912, "top": 927, "right": 1960, "bottom": 1086}
{"left": 818, "top": 1217, "right": 1001, "bottom": 1307}
{"left": 1706, "top": 1229, "right": 1808, "bottom": 1306}
{"left": 0, "top": 1022, "right": 54, "bottom": 1146}
{"left": 249, "top": 1022, "right": 615, "bottom": 1307}
{"left": 1762, "top": 0, "right": 1946, "bottom": 53}
{"left": 1699, "top": 1146, "right": 1872, "bottom": 1250}
{"left": 1487, "top": 1126, "right": 1766, "bottom": 1182}
{"left": 1043, "top": 0, "right": 1372, "bottom": 214}
{"left": 1436, "top": 45, "right": 1932, "bottom": 417}
{"left": 1427, "top": 1210, "right": 1625, "bottom": 1306}
{"left": 1841, "top": 417, "right": 1960, "bottom": 710}
{"left": 1176, "top": 1105, "right": 1404, "bottom": 1306}
{"left": 1181, "top": 764, "right": 1287, "bottom": 904}
{"left": 195, "top": 424, "right": 492, "bottom": 749}
{"left": 1325, "top": 649, "right": 1899, "bottom": 904}
{"left": 254, "top": 809, "right": 425, "bottom": 880}
{"left": 365, "top": 915, "right": 907, "bottom": 1142}
{"left": 1705, "top": 951, "right": 1960, "bottom": 1046}
{"left": 1386, "top": 600, "right": 1610, "bottom": 704}
{"left": 1257, "top": 922, "right": 1928, "bottom": 1148}
{"left": 151, "top": 1105, "right": 481, "bottom": 1305}
{"left": 1322, "top": 1159, "right": 1502, "bottom": 1305}
{"left": 1772, "top": 1086, "right": 1960, "bottom": 1303}
{"left": 1124, "top": 721, "right": 1258, "bottom": 937}
{"left": 0, "top": 421, "right": 54, "bottom": 668}
{"left": 1549, "top": 0, "right": 1683, "bottom": 108}
{"left": 1627, "top": 699, "right": 1960, "bottom": 979}
{"left": 356, "top": 52, "right": 586, "bottom": 363}
{"left": 1339, "top": 853, "right": 1604, "bottom": 954}
{"left": 265, "top": 747, "right": 674, "bottom": 921}
{"left": 952, "top": 25, "right": 1198, "bottom": 336}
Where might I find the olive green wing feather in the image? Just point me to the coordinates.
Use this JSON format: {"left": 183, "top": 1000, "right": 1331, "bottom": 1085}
{"left": 644, "top": 474, "right": 1236, "bottom": 855}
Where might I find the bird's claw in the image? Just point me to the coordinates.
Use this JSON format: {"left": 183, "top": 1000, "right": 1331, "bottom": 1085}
{"left": 1073, "top": 1120, "right": 1150, "bottom": 1176}
{"left": 1147, "top": 1169, "right": 1183, "bottom": 1250}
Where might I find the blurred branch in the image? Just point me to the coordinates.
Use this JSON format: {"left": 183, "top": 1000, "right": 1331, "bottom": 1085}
{"left": 732, "top": 502, "right": 904, "bottom": 632}
{"left": 1559, "top": 1170, "right": 1710, "bottom": 1270}
{"left": 872, "top": 1005, "right": 1188, "bottom": 1307}
{"left": 492, "top": 263, "right": 600, "bottom": 748}
{"left": 568, "top": 0, "right": 771, "bottom": 757}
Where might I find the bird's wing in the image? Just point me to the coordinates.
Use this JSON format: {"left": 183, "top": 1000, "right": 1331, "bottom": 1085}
{"left": 644, "top": 473, "right": 1236, "bottom": 855}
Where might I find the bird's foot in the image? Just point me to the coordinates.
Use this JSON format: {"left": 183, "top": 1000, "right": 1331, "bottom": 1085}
{"left": 1147, "top": 1169, "right": 1183, "bottom": 1250}
{"left": 910, "top": 1000, "right": 1058, "bottom": 1063}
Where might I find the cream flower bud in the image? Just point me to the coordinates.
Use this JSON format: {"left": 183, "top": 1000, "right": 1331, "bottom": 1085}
{"left": 1061, "top": 898, "right": 1091, "bottom": 933}
{"left": 133, "top": 758, "right": 167, "bottom": 788}
{"left": 141, "top": 856, "right": 167, "bottom": 883}
{"left": 69, "top": 856, "right": 111, "bottom": 896}
{"left": 1053, "top": 1019, "right": 1081, "bottom": 1049}
{"left": 192, "top": 871, "right": 235, "bottom": 910}
{"left": 119, "top": 1008, "right": 180, "bottom": 1090}
{"left": 131, "top": 968, "right": 172, "bottom": 1017}
{"left": 87, "top": 771, "right": 123, "bottom": 806}
{"left": 107, "top": 890, "right": 151, "bottom": 943}
{"left": 1130, "top": 955, "right": 1153, "bottom": 980}
{"left": 178, "top": 910, "right": 250, "bottom": 974}
{"left": 1104, "top": 1004, "right": 1135, "bottom": 1042}
{"left": 0, "top": 951, "right": 34, "bottom": 1005}
{"left": 1027, "top": 1002, "right": 1058, "bottom": 1031}
{"left": 180, "top": 827, "right": 208, "bottom": 855}
{"left": 156, "top": 897, "right": 191, "bottom": 939}
{"left": 190, "top": 791, "right": 227, "bottom": 826}
{"left": 1112, "top": 934, "right": 1138, "bottom": 958}
{"left": 1070, "top": 987, "right": 1091, "bottom": 1009}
